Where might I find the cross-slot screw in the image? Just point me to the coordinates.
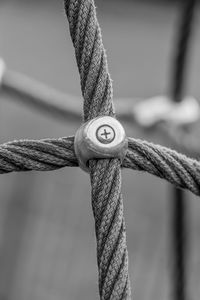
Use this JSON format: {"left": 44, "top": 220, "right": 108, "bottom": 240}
{"left": 96, "top": 125, "right": 115, "bottom": 144}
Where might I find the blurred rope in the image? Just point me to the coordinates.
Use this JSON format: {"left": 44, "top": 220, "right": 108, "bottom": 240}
{"left": 170, "top": 0, "right": 197, "bottom": 299}
{"left": 171, "top": 0, "right": 196, "bottom": 103}
{"left": 0, "top": 136, "right": 200, "bottom": 196}
{"left": 0, "top": 65, "right": 137, "bottom": 124}
{"left": 1, "top": 68, "right": 81, "bottom": 123}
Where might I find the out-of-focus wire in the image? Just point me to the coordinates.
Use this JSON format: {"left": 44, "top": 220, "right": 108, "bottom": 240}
{"left": 0, "top": 59, "right": 135, "bottom": 124}
{"left": 170, "top": 1, "right": 197, "bottom": 300}
{"left": 1, "top": 66, "right": 81, "bottom": 122}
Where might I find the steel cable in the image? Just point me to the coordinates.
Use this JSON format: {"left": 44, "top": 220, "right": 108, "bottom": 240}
{"left": 0, "top": 137, "right": 199, "bottom": 196}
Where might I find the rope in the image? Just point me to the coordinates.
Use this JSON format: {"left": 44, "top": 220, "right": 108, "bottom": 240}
{"left": 171, "top": 0, "right": 196, "bottom": 103}
{"left": 64, "top": 1, "right": 131, "bottom": 298}
{"left": 0, "top": 137, "right": 77, "bottom": 173}
{"left": 0, "top": 137, "right": 199, "bottom": 196}
{"left": 172, "top": 188, "right": 187, "bottom": 300}
{"left": 170, "top": 0, "right": 196, "bottom": 299}
{"left": 0, "top": 0, "right": 199, "bottom": 298}
{"left": 1, "top": 69, "right": 81, "bottom": 123}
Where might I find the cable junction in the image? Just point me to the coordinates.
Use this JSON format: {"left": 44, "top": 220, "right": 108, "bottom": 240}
{"left": 0, "top": 0, "right": 199, "bottom": 299}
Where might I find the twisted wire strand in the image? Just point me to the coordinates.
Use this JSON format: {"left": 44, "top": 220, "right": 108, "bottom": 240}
{"left": 0, "top": 137, "right": 77, "bottom": 173}
{"left": 0, "top": 1, "right": 198, "bottom": 298}
{"left": 65, "top": 0, "right": 115, "bottom": 122}
{"left": 65, "top": 1, "right": 131, "bottom": 298}
{"left": 124, "top": 138, "right": 200, "bottom": 196}
{"left": 0, "top": 137, "right": 199, "bottom": 196}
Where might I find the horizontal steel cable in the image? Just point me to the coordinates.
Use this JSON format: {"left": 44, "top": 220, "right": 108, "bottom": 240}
{"left": 0, "top": 136, "right": 199, "bottom": 196}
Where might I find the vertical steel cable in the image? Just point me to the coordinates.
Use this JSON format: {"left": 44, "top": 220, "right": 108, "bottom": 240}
{"left": 171, "top": 0, "right": 196, "bottom": 299}
{"left": 64, "top": 1, "right": 131, "bottom": 299}
{"left": 172, "top": 188, "right": 187, "bottom": 300}
{"left": 171, "top": 0, "right": 196, "bottom": 103}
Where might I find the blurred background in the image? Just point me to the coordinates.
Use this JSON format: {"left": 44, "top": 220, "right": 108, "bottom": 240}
{"left": 0, "top": 0, "right": 200, "bottom": 299}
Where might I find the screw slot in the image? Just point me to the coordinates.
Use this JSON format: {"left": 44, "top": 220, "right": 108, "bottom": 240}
{"left": 96, "top": 125, "right": 115, "bottom": 144}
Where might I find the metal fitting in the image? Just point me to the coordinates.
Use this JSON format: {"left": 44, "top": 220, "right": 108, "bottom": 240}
{"left": 74, "top": 116, "right": 128, "bottom": 172}
{"left": 132, "top": 95, "right": 200, "bottom": 127}
{"left": 0, "top": 58, "right": 5, "bottom": 85}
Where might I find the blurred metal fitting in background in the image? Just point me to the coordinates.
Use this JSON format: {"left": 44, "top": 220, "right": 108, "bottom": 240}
{"left": 74, "top": 116, "right": 128, "bottom": 172}
{"left": 0, "top": 58, "right": 5, "bottom": 85}
{"left": 132, "top": 95, "right": 200, "bottom": 127}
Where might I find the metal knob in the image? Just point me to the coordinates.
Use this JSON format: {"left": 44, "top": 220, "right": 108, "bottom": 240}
{"left": 132, "top": 95, "right": 200, "bottom": 127}
{"left": 74, "top": 116, "right": 128, "bottom": 172}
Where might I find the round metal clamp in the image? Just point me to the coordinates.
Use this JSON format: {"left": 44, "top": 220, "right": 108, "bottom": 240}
{"left": 74, "top": 116, "right": 128, "bottom": 172}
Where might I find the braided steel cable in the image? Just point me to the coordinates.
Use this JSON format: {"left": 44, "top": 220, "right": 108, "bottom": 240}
{"left": 0, "top": 137, "right": 199, "bottom": 197}
{"left": 64, "top": 1, "right": 131, "bottom": 298}
{"left": 0, "top": 137, "right": 77, "bottom": 173}
{"left": 0, "top": 1, "right": 199, "bottom": 299}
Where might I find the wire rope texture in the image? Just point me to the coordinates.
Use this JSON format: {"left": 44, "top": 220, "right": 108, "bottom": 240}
{"left": 65, "top": 0, "right": 131, "bottom": 299}
{"left": 64, "top": 0, "right": 115, "bottom": 122}
{"left": 0, "top": 137, "right": 199, "bottom": 196}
